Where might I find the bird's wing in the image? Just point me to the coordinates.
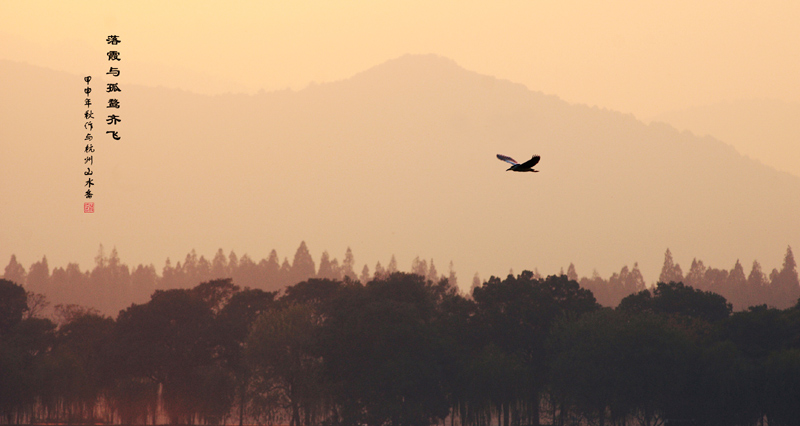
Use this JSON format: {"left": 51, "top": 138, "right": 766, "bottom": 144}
{"left": 519, "top": 155, "right": 541, "bottom": 168}
{"left": 497, "top": 154, "right": 519, "bottom": 165}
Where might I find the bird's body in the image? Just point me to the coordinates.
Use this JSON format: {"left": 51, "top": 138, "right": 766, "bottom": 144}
{"left": 497, "top": 154, "right": 541, "bottom": 172}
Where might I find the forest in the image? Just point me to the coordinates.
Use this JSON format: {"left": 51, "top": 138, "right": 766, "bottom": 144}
{"left": 1, "top": 245, "right": 799, "bottom": 426}
{"left": 6, "top": 243, "right": 800, "bottom": 317}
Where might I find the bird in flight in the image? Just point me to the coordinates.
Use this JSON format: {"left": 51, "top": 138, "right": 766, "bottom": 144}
{"left": 497, "top": 154, "right": 541, "bottom": 172}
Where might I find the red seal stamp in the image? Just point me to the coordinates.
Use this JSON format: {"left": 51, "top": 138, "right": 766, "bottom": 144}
{"left": 84, "top": 202, "right": 95, "bottom": 213}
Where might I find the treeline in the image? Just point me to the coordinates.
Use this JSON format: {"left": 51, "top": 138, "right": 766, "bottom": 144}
{"left": 2, "top": 265, "right": 800, "bottom": 426}
{"left": 572, "top": 247, "right": 800, "bottom": 310}
{"left": 3, "top": 242, "right": 453, "bottom": 316}
{"left": 4, "top": 244, "right": 798, "bottom": 316}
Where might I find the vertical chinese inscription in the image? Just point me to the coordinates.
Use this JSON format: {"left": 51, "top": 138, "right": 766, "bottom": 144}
{"left": 106, "top": 35, "right": 122, "bottom": 142}
{"left": 84, "top": 35, "right": 123, "bottom": 212}
{"left": 83, "top": 74, "right": 94, "bottom": 212}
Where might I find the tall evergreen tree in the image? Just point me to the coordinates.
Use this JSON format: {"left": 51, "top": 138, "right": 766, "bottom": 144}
{"left": 727, "top": 259, "right": 748, "bottom": 310}
{"left": 3, "top": 254, "right": 26, "bottom": 286}
{"left": 566, "top": 263, "right": 578, "bottom": 281}
{"left": 387, "top": 255, "right": 398, "bottom": 274}
{"left": 659, "top": 249, "right": 684, "bottom": 284}
{"left": 448, "top": 261, "right": 458, "bottom": 288}
{"left": 685, "top": 258, "right": 707, "bottom": 290}
{"left": 427, "top": 259, "right": 438, "bottom": 282}
{"left": 212, "top": 248, "right": 229, "bottom": 279}
{"left": 359, "top": 265, "right": 371, "bottom": 284}
{"left": 770, "top": 246, "right": 800, "bottom": 308}
{"left": 411, "top": 256, "right": 428, "bottom": 277}
{"left": 342, "top": 247, "right": 356, "bottom": 280}
{"left": 374, "top": 261, "right": 386, "bottom": 279}
{"left": 317, "top": 251, "right": 336, "bottom": 280}
{"left": 291, "top": 242, "right": 317, "bottom": 285}
{"left": 27, "top": 256, "right": 50, "bottom": 294}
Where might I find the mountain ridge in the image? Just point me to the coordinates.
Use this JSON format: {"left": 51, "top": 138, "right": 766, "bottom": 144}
{"left": 1, "top": 56, "right": 798, "bottom": 285}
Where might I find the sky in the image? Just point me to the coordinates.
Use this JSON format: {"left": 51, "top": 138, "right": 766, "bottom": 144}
{"left": 3, "top": 1, "right": 799, "bottom": 119}
{"left": 2, "top": 1, "right": 799, "bottom": 289}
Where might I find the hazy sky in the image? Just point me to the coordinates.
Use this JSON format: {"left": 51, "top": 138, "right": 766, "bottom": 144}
{"left": 3, "top": 1, "right": 799, "bottom": 119}
{"left": 2, "top": 1, "right": 799, "bottom": 288}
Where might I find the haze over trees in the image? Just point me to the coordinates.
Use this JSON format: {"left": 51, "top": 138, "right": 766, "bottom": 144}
{"left": 2, "top": 243, "right": 799, "bottom": 426}
{"left": 5, "top": 245, "right": 798, "bottom": 316}
{"left": 3, "top": 55, "right": 799, "bottom": 287}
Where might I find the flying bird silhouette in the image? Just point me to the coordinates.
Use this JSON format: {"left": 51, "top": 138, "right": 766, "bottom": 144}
{"left": 497, "top": 154, "right": 541, "bottom": 172}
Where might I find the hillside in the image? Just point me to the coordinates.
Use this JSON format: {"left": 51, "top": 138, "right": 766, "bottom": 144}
{"left": 1, "top": 55, "right": 799, "bottom": 285}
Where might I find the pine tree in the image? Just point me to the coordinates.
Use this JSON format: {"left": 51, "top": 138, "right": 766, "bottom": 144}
{"left": 27, "top": 256, "right": 50, "bottom": 293}
{"left": 3, "top": 254, "right": 26, "bottom": 285}
{"left": 374, "top": 261, "right": 386, "bottom": 279}
{"left": 290, "top": 241, "right": 316, "bottom": 284}
{"left": 447, "top": 261, "right": 458, "bottom": 288}
{"left": 387, "top": 255, "right": 398, "bottom": 274}
{"left": 317, "top": 251, "right": 335, "bottom": 279}
{"left": 659, "top": 248, "right": 684, "bottom": 284}
{"left": 342, "top": 247, "right": 356, "bottom": 280}
{"left": 470, "top": 272, "right": 481, "bottom": 295}
{"left": 567, "top": 263, "right": 578, "bottom": 281}
{"left": 771, "top": 246, "right": 800, "bottom": 308}
{"left": 411, "top": 256, "right": 428, "bottom": 277}
{"left": 359, "top": 265, "right": 371, "bottom": 283}
{"left": 427, "top": 259, "right": 438, "bottom": 282}
{"left": 727, "top": 259, "right": 747, "bottom": 310}
{"left": 685, "top": 258, "right": 707, "bottom": 290}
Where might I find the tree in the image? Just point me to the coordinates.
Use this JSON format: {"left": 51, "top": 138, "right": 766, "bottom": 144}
{"left": 721, "top": 304, "right": 792, "bottom": 360}
{"left": 52, "top": 311, "right": 116, "bottom": 423}
{"left": 218, "top": 288, "right": 278, "bottom": 426}
{"left": 0, "top": 279, "right": 28, "bottom": 336}
{"left": 566, "top": 263, "right": 578, "bottom": 282}
{"left": 0, "top": 315, "right": 57, "bottom": 424}
{"left": 88, "top": 247, "right": 131, "bottom": 315}
{"left": 470, "top": 273, "right": 481, "bottom": 295}
{"left": 3, "top": 255, "right": 26, "bottom": 287}
{"left": 279, "top": 258, "right": 293, "bottom": 288}
{"left": 317, "top": 251, "right": 340, "bottom": 280}
{"left": 291, "top": 242, "right": 317, "bottom": 286}
{"left": 411, "top": 257, "right": 428, "bottom": 278}
{"left": 427, "top": 259, "right": 438, "bottom": 283}
{"left": 248, "top": 303, "right": 322, "bottom": 426}
{"left": 114, "top": 288, "right": 220, "bottom": 424}
{"left": 387, "top": 255, "right": 398, "bottom": 274}
{"left": 341, "top": 248, "right": 356, "bottom": 281}
{"left": 194, "top": 278, "right": 240, "bottom": 315}
{"left": 229, "top": 251, "right": 239, "bottom": 277}
{"left": 659, "top": 249, "right": 683, "bottom": 285}
{"left": 619, "top": 281, "right": 732, "bottom": 323}
{"left": 472, "top": 272, "right": 599, "bottom": 426}
{"left": 726, "top": 259, "right": 748, "bottom": 311}
{"left": 764, "top": 349, "right": 800, "bottom": 425}
{"left": 684, "top": 258, "right": 707, "bottom": 290}
{"left": 318, "top": 273, "right": 454, "bottom": 426}
{"left": 130, "top": 263, "right": 159, "bottom": 304}
{"left": 769, "top": 246, "right": 800, "bottom": 309}
{"left": 747, "top": 260, "right": 768, "bottom": 307}
{"left": 374, "top": 261, "right": 386, "bottom": 280}
{"left": 447, "top": 261, "right": 458, "bottom": 289}
{"left": 212, "top": 248, "right": 229, "bottom": 279}
{"left": 26, "top": 256, "right": 50, "bottom": 294}
{"left": 359, "top": 265, "right": 371, "bottom": 284}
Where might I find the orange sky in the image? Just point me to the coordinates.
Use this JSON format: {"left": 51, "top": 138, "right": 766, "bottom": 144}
{"left": 2, "top": 1, "right": 799, "bottom": 287}
{"left": 3, "top": 1, "right": 799, "bottom": 119}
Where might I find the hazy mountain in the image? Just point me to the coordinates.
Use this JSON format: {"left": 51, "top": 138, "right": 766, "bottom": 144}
{"left": 2, "top": 55, "right": 799, "bottom": 287}
{"left": 653, "top": 99, "right": 800, "bottom": 178}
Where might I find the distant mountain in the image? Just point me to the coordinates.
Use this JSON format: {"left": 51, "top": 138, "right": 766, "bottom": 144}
{"left": 653, "top": 99, "right": 800, "bottom": 177}
{"left": 2, "top": 55, "right": 799, "bottom": 287}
